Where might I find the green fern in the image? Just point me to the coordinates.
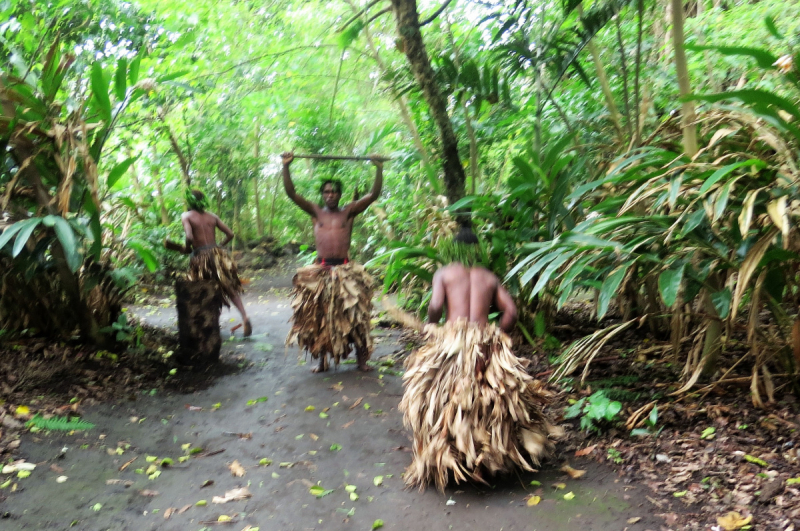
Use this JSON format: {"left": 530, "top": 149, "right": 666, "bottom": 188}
{"left": 26, "top": 414, "right": 95, "bottom": 431}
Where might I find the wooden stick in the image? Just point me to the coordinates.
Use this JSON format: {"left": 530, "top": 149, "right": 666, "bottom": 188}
{"left": 292, "top": 153, "right": 391, "bottom": 162}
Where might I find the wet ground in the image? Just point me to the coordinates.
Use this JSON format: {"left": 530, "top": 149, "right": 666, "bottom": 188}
{"left": 5, "top": 271, "right": 665, "bottom": 531}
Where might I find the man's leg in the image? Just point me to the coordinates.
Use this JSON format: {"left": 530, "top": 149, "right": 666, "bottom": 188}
{"left": 231, "top": 293, "right": 251, "bottom": 337}
{"left": 356, "top": 346, "right": 372, "bottom": 372}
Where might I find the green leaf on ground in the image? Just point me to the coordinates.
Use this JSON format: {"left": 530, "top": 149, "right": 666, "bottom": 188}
{"left": 372, "top": 519, "right": 384, "bottom": 529}
{"left": 744, "top": 455, "right": 768, "bottom": 467}
{"left": 330, "top": 444, "right": 342, "bottom": 451}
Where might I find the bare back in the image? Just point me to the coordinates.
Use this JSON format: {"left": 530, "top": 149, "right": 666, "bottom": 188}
{"left": 428, "top": 264, "right": 517, "bottom": 332}
{"left": 181, "top": 210, "right": 234, "bottom": 250}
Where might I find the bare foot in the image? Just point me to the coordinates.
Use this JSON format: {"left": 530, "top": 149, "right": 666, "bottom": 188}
{"left": 356, "top": 350, "right": 372, "bottom": 372}
{"left": 311, "top": 358, "right": 327, "bottom": 373}
{"left": 243, "top": 319, "right": 252, "bottom": 337}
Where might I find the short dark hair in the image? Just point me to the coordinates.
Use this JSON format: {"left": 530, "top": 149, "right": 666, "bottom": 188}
{"left": 319, "top": 179, "right": 343, "bottom": 195}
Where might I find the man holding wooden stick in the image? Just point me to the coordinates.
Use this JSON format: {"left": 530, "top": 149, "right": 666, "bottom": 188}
{"left": 281, "top": 151, "right": 383, "bottom": 372}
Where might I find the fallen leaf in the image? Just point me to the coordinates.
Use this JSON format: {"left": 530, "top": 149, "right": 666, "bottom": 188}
{"left": 717, "top": 511, "right": 752, "bottom": 530}
{"left": 56, "top": 476, "right": 68, "bottom": 483}
{"left": 177, "top": 505, "right": 191, "bottom": 514}
{"left": 50, "top": 464, "right": 64, "bottom": 474}
{"left": 106, "top": 479, "right": 134, "bottom": 486}
{"left": 552, "top": 483, "right": 566, "bottom": 490}
{"left": 164, "top": 507, "right": 175, "bottom": 520}
{"left": 119, "top": 457, "right": 137, "bottom": 472}
{"left": 563, "top": 492, "right": 575, "bottom": 500}
{"left": 345, "top": 485, "right": 357, "bottom": 493}
{"left": 201, "top": 480, "right": 214, "bottom": 488}
{"left": 196, "top": 500, "right": 207, "bottom": 506}
{"left": 140, "top": 489, "right": 159, "bottom": 497}
{"left": 319, "top": 412, "right": 329, "bottom": 419}
{"left": 92, "top": 503, "right": 102, "bottom": 512}
{"left": 627, "top": 517, "right": 641, "bottom": 524}
{"left": 305, "top": 405, "right": 316, "bottom": 412}
{"left": 212, "top": 487, "right": 252, "bottom": 504}
{"left": 309, "top": 485, "right": 334, "bottom": 498}
{"left": 373, "top": 476, "right": 383, "bottom": 486}
{"left": 372, "top": 520, "right": 384, "bottom": 530}
{"left": 229, "top": 460, "right": 246, "bottom": 477}
{"left": 527, "top": 495, "right": 541, "bottom": 506}
{"left": 560, "top": 464, "right": 586, "bottom": 479}
{"left": 341, "top": 420, "right": 355, "bottom": 429}
{"left": 574, "top": 445, "right": 597, "bottom": 457}
{"left": 350, "top": 491, "right": 359, "bottom": 501}
{"left": 309, "top": 433, "right": 319, "bottom": 441}
{"left": 349, "top": 397, "right": 363, "bottom": 410}
{"left": 218, "top": 515, "right": 233, "bottom": 522}
{"left": 259, "top": 458, "right": 272, "bottom": 466}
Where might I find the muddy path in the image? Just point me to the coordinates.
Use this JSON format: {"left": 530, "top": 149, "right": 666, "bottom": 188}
{"left": 5, "top": 270, "right": 666, "bottom": 531}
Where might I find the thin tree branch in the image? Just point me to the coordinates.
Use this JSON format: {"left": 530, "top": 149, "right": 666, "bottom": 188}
{"left": 338, "top": 0, "right": 384, "bottom": 32}
{"left": 419, "top": 0, "right": 455, "bottom": 27}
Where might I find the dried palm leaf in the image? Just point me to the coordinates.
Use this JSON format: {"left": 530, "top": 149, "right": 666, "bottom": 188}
{"left": 286, "top": 263, "right": 374, "bottom": 370}
{"left": 400, "top": 320, "right": 558, "bottom": 492}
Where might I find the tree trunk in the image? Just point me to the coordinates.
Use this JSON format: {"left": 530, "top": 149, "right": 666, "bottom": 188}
{"left": 390, "top": 0, "right": 466, "bottom": 217}
{"left": 580, "top": 4, "right": 624, "bottom": 143}
{"left": 671, "top": 0, "right": 698, "bottom": 156}
{"left": 253, "top": 125, "right": 265, "bottom": 237}
{"left": 162, "top": 121, "right": 192, "bottom": 188}
{"left": 361, "top": 18, "right": 431, "bottom": 165}
{"left": 175, "top": 279, "right": 221, "bottom": 365}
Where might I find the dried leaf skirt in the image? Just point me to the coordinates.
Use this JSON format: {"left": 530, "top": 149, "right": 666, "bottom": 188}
{"left": 400, "top": 320, "right": 556, "bottom": 492}
{"left": 286, "top": 262, "right": 374, "bottom": 370}
{"left": 188, "top": 247, "right": 243, "bottom": 308}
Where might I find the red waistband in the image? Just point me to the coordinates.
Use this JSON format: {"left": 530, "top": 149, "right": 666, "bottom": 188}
{"left": 317, "top": 257, "right": 349, "bottom": 266}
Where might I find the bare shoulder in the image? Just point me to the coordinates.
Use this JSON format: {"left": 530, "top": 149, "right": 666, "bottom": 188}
{"left": 473, "top": 266, "right": 500, "bottom": 284}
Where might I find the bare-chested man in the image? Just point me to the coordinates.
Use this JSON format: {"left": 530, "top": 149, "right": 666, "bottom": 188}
{"left": 182, "top": 189, "right": 251, "bottom": 337}
{"left": 400, "top": 226, "right": 557, "bottom": 492}
{"left": 281, "top": 152, "right": 383, "bottom": 372}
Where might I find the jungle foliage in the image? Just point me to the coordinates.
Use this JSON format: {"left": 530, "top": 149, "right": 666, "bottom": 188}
{"left": 2, "top": 0, "right": 800, "bottom": 402}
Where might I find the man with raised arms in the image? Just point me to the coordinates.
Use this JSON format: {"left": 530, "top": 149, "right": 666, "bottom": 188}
{"left": 281, "top": 152, "right": 383, "bottom": 372}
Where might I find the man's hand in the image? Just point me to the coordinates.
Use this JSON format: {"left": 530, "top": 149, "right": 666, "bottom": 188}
{"left": 369, "top": 153, "right": 384, "bottom": 169}
{"left": 281, "top": 151, "right": 294, "bottom": 166}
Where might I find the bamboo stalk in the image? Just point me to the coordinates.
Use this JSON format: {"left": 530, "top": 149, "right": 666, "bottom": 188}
{"left": 291, "top": 154, "right": 391, "bottom": 162}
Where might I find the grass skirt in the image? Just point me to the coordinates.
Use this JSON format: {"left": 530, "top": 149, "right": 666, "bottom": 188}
{"left": 286, "top": 262, "right": 373, "bottom": 370}
{"left": 400, "top": 319, "right": 557, "bottom": 492}
{"left": 188, "top": 247, "right": 243, "bottom": 308}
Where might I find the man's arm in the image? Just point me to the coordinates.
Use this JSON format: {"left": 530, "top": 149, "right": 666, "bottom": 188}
{"left": 495, "top": 283, "right": 518, "bottom": 333}
{"left": 346, "top": 156, "right": 383, "bottom": 217}
{"left": 215, "top": 215, "right": 235, "bottom": 247}
{"left": 181, "top": 214, "right": 195, "bottom": 250}
{"left": 281, "top": 152, "right": 317, "bottom": 216}
{"left": 427, "top": 269, "right": 446, "bottom": 324}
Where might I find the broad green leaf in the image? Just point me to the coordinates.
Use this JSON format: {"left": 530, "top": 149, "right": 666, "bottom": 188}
{"left": 597, "top": 263, "right": 630, "bottom": 320}
{"left": 698, "top": 160, "right": 765, "bottom": 195}
{"left": 128, "top": 54, "right": 141, "bottom": 85}
{"left": 711, "top": 288, "right": 732, "bottom": 319}
{"left": 658, "top": 265, "right": 684, "bottom": 307}
{"left": 0, "top": 220, "right": 26, "bottom": 250}
{"left": 11, "top": 217, "right": 42, "bottom": 257}
{"left": 107, "top": 157, "right": 137, "bottom": 189}
{"left": 114, "top": 58, "right": 127, "bottom": 100}
{"left": 127, "top": 240, "right": 159, "bottom": 272}
{"left": 91, "top": 62, "right": 111, "bottom": 123}
{"left": 156, "top": 70, "right": 190, "bottom": 83}
{"left": 338, "top": 20, "right": 364, "bottom": 49}
{"left": 52, "top": 217, "right": 81, "bottom": 271}
{"left": 765, "top": 16, "right": 783, "bottom": 40}
{"left": 685, "top": 44, "right": 778, "bottom": 69}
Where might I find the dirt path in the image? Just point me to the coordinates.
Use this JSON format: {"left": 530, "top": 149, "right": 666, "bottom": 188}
{"left": 7, "top": 272, "right": 664, "bottom": 531}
